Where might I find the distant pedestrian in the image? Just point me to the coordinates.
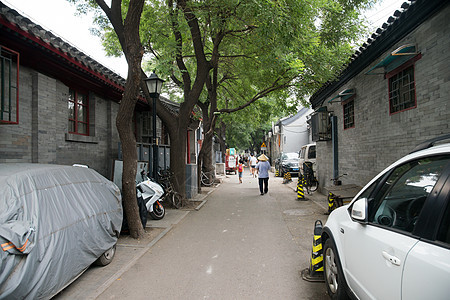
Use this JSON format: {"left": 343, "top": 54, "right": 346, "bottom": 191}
{"left": 255, "top": 154, "right": 270, "bottom": 195}
{"left": 238, "top": 160, "right": 244, "bottom": 183}
{"left": 249, "top": 154, "right": 258, "bottom": 177}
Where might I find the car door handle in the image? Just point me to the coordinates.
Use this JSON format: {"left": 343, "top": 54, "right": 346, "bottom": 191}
{"left": 382, "top": 251, "right": 401, "bottom": 266}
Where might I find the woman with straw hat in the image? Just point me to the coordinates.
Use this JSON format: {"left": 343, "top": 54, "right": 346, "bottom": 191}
{"left": 255, "top": 154, "right": 270, "bottom": 195}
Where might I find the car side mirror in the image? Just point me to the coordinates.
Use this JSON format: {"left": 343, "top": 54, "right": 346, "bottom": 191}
{"left": 350, "top": 198, "right": 368, "bottom": 223}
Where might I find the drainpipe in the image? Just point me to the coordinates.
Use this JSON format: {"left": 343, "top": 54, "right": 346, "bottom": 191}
{"left": 331, "top": 115, "right": 339, "bottom": 184}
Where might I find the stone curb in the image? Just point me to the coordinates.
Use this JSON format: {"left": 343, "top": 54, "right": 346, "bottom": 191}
{"left": 86, "top": 183, "right": 219, "bottom": 299}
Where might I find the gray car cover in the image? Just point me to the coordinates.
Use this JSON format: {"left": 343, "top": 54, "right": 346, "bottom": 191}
{"left": 0, "top": 164, "right": 122, "bottom": 299}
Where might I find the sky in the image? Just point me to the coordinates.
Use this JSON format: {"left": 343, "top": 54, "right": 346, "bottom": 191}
{"left": 4, "top": 0, "right": 407, "bottom": 79}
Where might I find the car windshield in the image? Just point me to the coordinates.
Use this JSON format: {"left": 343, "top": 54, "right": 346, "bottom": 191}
{"left": 282, "top": 153, "right": 298, "bottom": 160}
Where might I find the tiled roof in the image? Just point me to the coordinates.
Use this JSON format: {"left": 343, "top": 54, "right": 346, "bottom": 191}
{"left": 276, "top": 107, "right": 311, "bottom": 126}
{"left": 0, "top": 1, "right": 180, "bottom": 113}
{"left": 0, "top": 1, "right": 126, "bottom": 88}
{"left": 309, "top": 0, "right": 448, "bottom": 109}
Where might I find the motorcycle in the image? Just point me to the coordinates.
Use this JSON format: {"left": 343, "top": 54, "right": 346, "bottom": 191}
{"left": 137, "top": 171, "right": 165, "bottom": 220}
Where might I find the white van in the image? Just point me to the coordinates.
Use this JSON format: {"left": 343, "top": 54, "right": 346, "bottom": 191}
{"left": 298, "top": 143, "right": 316, "bottom": 176}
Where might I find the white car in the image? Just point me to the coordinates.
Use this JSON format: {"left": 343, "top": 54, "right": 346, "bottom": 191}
{"left": 321, "top": 136, "right": 450, "bottom": 300}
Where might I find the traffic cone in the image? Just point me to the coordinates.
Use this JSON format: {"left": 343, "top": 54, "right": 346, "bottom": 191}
{"left": 297, "top": 175, "right": 305, "bottom": 200}
{"left": 301, "top": 220, "right": 325, "bottom": 282}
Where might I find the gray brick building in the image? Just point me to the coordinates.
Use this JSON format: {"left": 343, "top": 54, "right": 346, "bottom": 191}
{"left": 0, "top": 2, "right": 177, "bottom": 179}
{"left": 309, "top": 0, "right": 450, "bottom": 191}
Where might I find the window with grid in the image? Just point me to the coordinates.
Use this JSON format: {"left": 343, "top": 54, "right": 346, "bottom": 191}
{"left": 68, "top": 89, "right": 89, "bottom": 135}
{"left": 1, "top": 45, "right": 19, "bottom": 124}
{"left": 389, "top": 65, "right": 416, "bottom": 114}
{"left": 343, "top": 99, "right": 355, "bottom": 129}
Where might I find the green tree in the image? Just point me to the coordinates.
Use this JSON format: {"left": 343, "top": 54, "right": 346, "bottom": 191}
{"left": 218, "top": 99, "right": 287, "bottom": 152}
{"left": 69, "top": 0, "right": 375, "bottom": 238}
{"left": 190, "top": 0, "right": 375, "bottom": 176}
{"left": 68, "top": 0, "right": 146, "bottom": 238}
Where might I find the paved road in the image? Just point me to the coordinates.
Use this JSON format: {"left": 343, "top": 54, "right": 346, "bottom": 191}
{"left": 96, "top": 169, "right": 329, "bottom": 300}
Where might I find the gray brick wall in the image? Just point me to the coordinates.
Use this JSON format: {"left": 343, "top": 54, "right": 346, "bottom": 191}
{"left": 317, "top": 6, "right": 450, "bottom": 191}
{"left": 0, "top": 65, "right": 121, "bottom": 179}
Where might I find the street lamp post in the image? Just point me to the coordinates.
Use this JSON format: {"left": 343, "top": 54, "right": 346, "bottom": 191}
{"left": 144, "top": 72, "right": 164, "bottom": 180}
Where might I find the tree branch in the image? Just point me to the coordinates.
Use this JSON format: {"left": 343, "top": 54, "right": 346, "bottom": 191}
{"left": 178, "top": 0, "right": 211, "bottom": 104}
{"left": 219, "top": 72, "right": 297, "bottom": 114}
{"left": 169, "top": 0, "right": 191, "bottom": 93}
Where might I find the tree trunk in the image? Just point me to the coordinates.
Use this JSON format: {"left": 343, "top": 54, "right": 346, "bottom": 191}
{"left": 218, "top": 121, "right": 227, "bottom": 163}
{"left": 169, "top": 120, "right": 188, "bottom": 199}
{"left": 108, "top": 0, "right": 145, "bottom": 239}
{"left": 201, "top": 132, "right": 214, "bottom": 172}
{"left": 117, "top": 59, "right": 145, "bottom": 239}
{"left": 197, "top": 129, "right": 214, "bottom": 194}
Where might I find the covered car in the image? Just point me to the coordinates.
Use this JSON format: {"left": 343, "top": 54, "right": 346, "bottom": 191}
{"left": 0, "top": 163, "right": 122, "bottom": 299}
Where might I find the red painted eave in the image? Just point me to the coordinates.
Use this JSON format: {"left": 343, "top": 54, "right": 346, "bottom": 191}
{"left": 0, "top": 16, "right": 124, "bottom": 93}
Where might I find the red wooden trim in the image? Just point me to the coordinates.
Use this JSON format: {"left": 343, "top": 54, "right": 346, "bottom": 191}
{"left": 388, "top": 65, "right": 417, "bottom": 115}
{"left": 1, "top": 17, "right": 150, "bottom": 108}
{"left": 342, "top": 96, "right": 355, "bottom": 130}
{"left": 0, "top": 45, "right": 20, "bottom": 124}
{"left": 343, "top": 124, "right": 355, "bottom": 130}
{"left": 186, "top": 130, "right": 191, "bottom": 164}
{"left": 68, "top": 90, "right": 90, "bottom": 136}
{"left": 341, "top": 94, "right": 356, "bottom": 106}
{"left": 0, "top": 17, "right": 124, "bottom": 92}
{"left": 386, "top": 53, "right": 422, "bottom": 79}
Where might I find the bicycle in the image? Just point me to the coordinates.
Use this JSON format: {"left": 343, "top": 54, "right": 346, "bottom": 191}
{"left": 201, "top": 170, "right": 216, "bottom": 187}
{"left": 302, "top": 162, "right": 318, "bottom": 193}
{"left": 157, "top": 168, "right": 183, "bottom": 209}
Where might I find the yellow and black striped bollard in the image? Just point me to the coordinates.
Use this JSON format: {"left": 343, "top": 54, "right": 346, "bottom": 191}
{"left": 301, "top": 220, "right": 325, "bottom": 282}
{"left": 327, "top": 192, "right": 336, "bottom": 214}
{"left": 297, "top": 175, "right": 305, "bottom": 200}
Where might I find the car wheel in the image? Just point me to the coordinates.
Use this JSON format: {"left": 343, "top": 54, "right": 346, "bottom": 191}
{"left": 95, "top": 245, "right": 116, "bottom": 266}
{"left": 323, "top": 238, "right": 349, "bottom": 300}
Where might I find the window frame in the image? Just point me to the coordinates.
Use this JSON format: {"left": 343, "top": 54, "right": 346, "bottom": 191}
{"left": 386, "top": 55, "right": 421, "bottom": 115}
{"left": 0, "top": 45, "right": 19, "bottom": 125}
{"left": 308, "top": 145, "right": 316, "bottom": 159}
{"left": 366, "top": 155, "right": 450, "bottom": 236}
{"left": 435, "top": 196, "right": 450, "bottom": 247}
{"left": 342, "top": 95, "right": 355, "bottom": 130}
{"left": 68, "top": 88, "right": 89, "bottom": 136}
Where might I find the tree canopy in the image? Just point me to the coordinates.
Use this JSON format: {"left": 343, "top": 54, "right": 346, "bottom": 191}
{"left": 68, "top": 0, "right": 376, "bottom": 238}
{"left": 75, "top": 0, "right": 375, "bottom": 109}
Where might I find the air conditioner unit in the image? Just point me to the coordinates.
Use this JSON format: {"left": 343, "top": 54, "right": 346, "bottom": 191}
{"left": 311, "top": 108, "right": 331, "bottom": 142}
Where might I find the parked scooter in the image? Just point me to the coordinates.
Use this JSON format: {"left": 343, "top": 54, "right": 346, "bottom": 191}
{"left": 137, "top": 170, "right": 165, "bottom": 220}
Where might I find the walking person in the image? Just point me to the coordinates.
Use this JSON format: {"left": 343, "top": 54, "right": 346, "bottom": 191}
{"left": 255, "top": 154, "right": 270, "bottom": 195}
{"left": 249, "top": 154, "right": 258, "bottom": 177}
{"left": 238, "top": 159, "right": 244, "bottom": 183}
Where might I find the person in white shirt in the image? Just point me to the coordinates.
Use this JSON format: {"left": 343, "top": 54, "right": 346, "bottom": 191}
{"left": 249, "top": 154, "right": 258, "bottom": 177}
